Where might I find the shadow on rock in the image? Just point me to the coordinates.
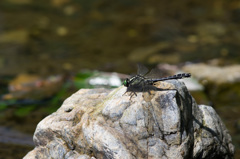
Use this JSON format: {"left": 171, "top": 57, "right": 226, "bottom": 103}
{"left": 24, "top": 80, "right": 234, "bottom": 159}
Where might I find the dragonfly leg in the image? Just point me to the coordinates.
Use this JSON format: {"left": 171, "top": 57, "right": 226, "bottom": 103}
{"left": 129, "top": 92, "right": 137, "bottom": 100}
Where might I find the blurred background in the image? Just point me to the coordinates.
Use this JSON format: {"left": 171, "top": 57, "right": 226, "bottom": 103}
{"left": 0, "top": 0, "right": 240, "bottom": 158}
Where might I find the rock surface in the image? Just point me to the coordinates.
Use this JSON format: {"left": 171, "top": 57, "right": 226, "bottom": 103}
{"left": 24, "top": 80, "right": 234, "bottom": 159}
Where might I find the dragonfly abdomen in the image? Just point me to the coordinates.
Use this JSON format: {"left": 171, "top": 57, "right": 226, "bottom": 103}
{"left": 151, "top": 73, "right": 191, "bottom": 82}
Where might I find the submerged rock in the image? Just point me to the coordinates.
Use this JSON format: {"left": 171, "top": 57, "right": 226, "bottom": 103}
{"left": 24, "top": 80, "right": 234, "bottom": 159}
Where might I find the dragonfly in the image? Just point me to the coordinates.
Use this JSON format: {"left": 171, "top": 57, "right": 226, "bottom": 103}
{"left": 123, "top": 64, "right": 191, "bottom": 96}
{"left": 123, "top": 64, "right": 191, "bottom": 138}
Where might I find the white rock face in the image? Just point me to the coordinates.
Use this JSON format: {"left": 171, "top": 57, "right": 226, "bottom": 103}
{"left": 24, "top": 81, "right": 234, "bottom": 159}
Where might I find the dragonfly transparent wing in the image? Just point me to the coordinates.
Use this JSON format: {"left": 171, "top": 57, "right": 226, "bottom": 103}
{"left": 145, "top": 67, "right": 164, "bottom": 79}
{"left": 137, "top": 63, "right": 149, "bottom": 76}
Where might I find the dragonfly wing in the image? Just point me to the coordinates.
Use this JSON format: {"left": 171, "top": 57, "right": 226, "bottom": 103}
{"left": 137, "top": 63, "right": 149, "bottom": 76}
{"left": 145, "top": 67, "right": 164, "bottom": 79}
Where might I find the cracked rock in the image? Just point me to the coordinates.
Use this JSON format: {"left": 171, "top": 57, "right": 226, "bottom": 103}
{"left": 24, "top": 81, "right": 234, "bottom": 159}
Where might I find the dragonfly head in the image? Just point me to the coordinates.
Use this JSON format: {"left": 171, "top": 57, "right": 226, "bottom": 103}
{"left": 123, "top": 78, "right": 129, "bottom": 87}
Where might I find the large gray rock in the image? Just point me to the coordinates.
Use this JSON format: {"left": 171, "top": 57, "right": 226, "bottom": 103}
{"left": 24, "top": 80, "right": 234, "bottom": 159}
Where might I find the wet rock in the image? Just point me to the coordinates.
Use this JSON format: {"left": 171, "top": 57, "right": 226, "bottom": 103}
{"left": 183, "top": 63, "right": 240, "bottom": 107}
{"left": 24, "top": 80, "right": 234, "bottom": 159}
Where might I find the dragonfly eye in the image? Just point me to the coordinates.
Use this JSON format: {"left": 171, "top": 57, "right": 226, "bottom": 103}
{"left": 123, "top": 78, "right": 129, "bottom": 87}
